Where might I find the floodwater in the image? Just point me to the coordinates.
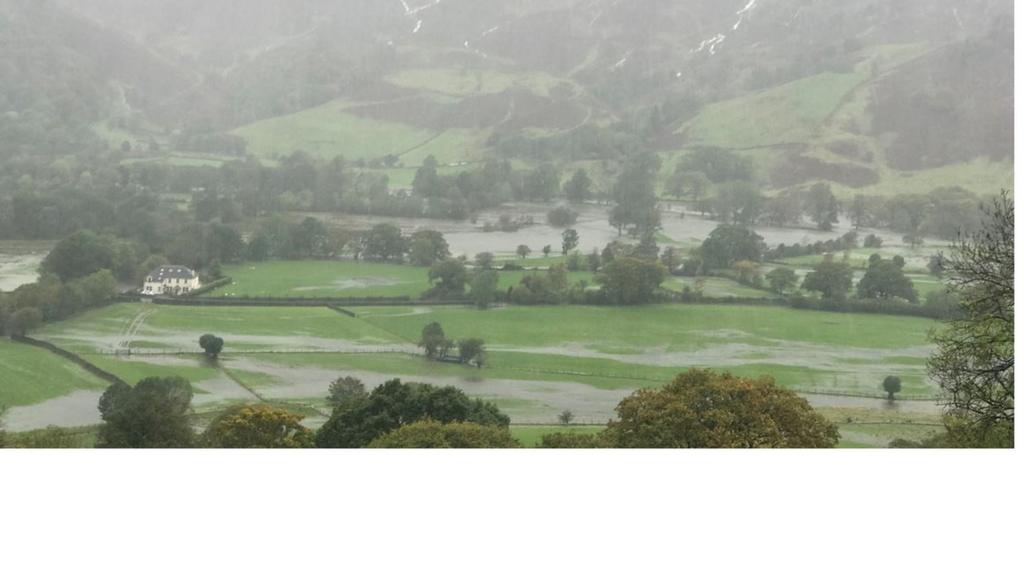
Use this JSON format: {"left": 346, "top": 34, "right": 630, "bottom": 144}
{"left": 3, "top": 391, "right": 105, "bottom": 432}
{"left": 0, "top": 243, "right": 50, "bottom": 292}
{"left": 306, "top": 203, "right": 944, "bottom": 260}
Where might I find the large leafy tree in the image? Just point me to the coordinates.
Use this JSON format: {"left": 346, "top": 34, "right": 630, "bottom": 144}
{"left": 700, "top": 225, "right": 766, "bottom": 269}
{"left": 97, "top": 377, "right": 195, "bottom": 448}
{"left": 426, "top": 259, "right": 468, "bottom": 296}
{"left": 41, "top": 230, "right": 115, "bottom": 282}
{"left": 563, "top": 169, "right": 593, "bottom": 204}
{"left": 204, "top": 404, "right": 314, "bottom": 448}
{"left": 419, "top": 322, "right": 449, "bottom": 359}
{"left": 801, "top": 257, "right": 854, "bottom": 300}
{"left": 596, "top": 257, "right": 667, "bottom": 305}
{"left": 603, "top": 369, "right": 839, "bottom": 448}
{"left": 362, "top": 223, "right": 408, "bottom": 262}
{"left": 929, "top": 192, "right": 1013, "bottom": 447}
{"left": 315, "top": 380, "right": 511, "bottom": 448}
{"left": 369, "top": 420, "right": 520, "bottom": 448}
{"left": 409, "top": 230, "right": 450, "bottom": 266}
{"left": 857, "top": 254, "right": 918, "bottom": 302}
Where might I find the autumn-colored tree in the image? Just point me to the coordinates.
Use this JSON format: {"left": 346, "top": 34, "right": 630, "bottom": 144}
{"left": 603, "top": 369, "right": 839, "bottom": 448}
{"left": 204, "top": 404, "right": 314, "bottom": 448}
{"left": 369, "top": 420, "right": 520, "bottom": 448}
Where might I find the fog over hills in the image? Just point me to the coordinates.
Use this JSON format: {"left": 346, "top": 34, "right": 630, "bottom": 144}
{"left": 0, "top": 0, "right": 1013, "bottom": 192}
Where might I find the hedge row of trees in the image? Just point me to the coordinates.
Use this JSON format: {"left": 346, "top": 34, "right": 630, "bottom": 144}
{"left": 0, "top": 270, "right": 118, "bottom": 337}
{"left": 64, "top": 369, "right": 842, "bottom": 449}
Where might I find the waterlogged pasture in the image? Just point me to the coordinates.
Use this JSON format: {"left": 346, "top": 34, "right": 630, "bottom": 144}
{"left": 211, "top": 260, "right": 593, "bottom": 299}
{"left": 17, "top": 301, "right": 943, "bottom": 435}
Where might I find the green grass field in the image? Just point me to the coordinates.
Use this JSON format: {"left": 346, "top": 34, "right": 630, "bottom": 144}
{"left": 234, "top": 99, "right": 435, "bottom": 161}
{"left": 24, "top": 300, "right": 942, "bottom": 438}
{"left": 212, "top": 260, "right": 594, "bottom": 299}
{"left": 0, "top": 340, "right": 110, "bottom": 407}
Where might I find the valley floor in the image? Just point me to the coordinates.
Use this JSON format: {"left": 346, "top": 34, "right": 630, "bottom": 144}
{"left": 4, "top": 300, "right": 945, "bottom": 447}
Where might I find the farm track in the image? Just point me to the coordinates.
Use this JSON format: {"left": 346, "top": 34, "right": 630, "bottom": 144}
{"left": 116, "top": 308, "right": 157, "bottom": 352}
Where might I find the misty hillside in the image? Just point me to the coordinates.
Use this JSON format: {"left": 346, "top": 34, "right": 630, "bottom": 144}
{"left": 1, "top": 0, "right": 1013, "bottom": 194}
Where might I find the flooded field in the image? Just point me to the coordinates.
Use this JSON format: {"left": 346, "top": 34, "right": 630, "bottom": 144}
{"left": 0, "top": 241, "right": 51, "bottom": 292}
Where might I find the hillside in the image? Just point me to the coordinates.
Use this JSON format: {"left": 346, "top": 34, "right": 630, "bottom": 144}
{"left": 5, "top": 0, "right": 1014, "bottom": 197}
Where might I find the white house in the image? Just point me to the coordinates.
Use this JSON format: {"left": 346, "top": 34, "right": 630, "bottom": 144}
{"left": 142, "top": 265, "right": 201, "bottom": 296}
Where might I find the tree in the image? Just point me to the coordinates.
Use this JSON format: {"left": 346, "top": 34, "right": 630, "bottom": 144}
{"left": 558, "top": 410, "right": 575, "bottom": 426}
{"left": 610, "top": 152, "right": 662, "bottom": 236}
{"left": 668, "top": 169, "right": 711, "bottom": 206}
{"left": 848, "top": 194, "right": 869, "bottom": 229}
{"left": 547, "top": 206, "right": 578, "bottom": 228}
{"left": 41, "top": 230, "right": 115, "bottom": 282}
{"left": 857, "top": 255, "right": 918, "bottom": 302}
{"left": 470, "top": 270, "right": 500, "bottom": 309}
{"left": 315, "top": 379, "right": 511, "bottom": 448}
{"left": 409, "top": 230, "right": 450, "bottom": 266}
{"left": 412, "top": 156, "right": 442, "bottom": 199}
{"left": 419, "top": 322, "right": 448, "bottom": 359}
{"left": 801, "top": 257, "right": 853, "bottom": 300}
{"left": 524, "top": 163, "right": 560, "bottom": 202}
{"left": 199, "top": 334, "right": 224, "bottom": 359}
{"left": 561, "top": 229, "right": 580, "bottom": 256}
{"left": 596, "top": 257, "right": 668, "bottom": 305}
{"left": 516, "top": 245, "right": 532, "bottom": 259}
{"left": 563, "top": 169, "right": 593, "bottom": 203}
{"left": 700, "top": 225, "right": 766, "bottom": 269}
{"left": 475, "top": 252, "right": 495, "bottom": 270}
{"left": 929, "top": 192, "right": 1013, "bottom": 447}
{"left": 806, "top": 183, "right": 839, "bottom": 231}
{"left": 9, "top": 307, "right": 42, "bottom": 336}
{"left": 676, "top": 147, "right": 754, "bottom": 183}
{"left": 713, "top": 181, "right": 762, "bottom": 225}
{"left": 369, "top": 420, "right": 520, "bottom": 448}
{"left": 603, "top": 369, "right": 839, "bottom": 448}
{"left": 204, "top": 404, "right": 314, "bottom": 448}
{"left": 883, "top": 376, "right": 902, "bottom": 402}
{"left": 328, "top": 376, "right": 366, "bottom": 408}
{"left": 427, "top": 259, "right": 468, "bottom": 297}
{"left": 97, "top": 377, "right": 195, "bottom": 448}
{"left": 542, "top": 245, "right": 552, "bottom": 258}
{"left": 362, "top": 223, "right": 408, "bottom": 262}
{"left": 766, "top": 268, "right": 798, "bottom": 295}
{"left": 457, "top": 338, "right": 486, "bottom": 368}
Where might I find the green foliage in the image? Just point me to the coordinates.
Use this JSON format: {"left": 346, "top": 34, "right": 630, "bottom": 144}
{"left": 369, "top": 420, "right": 520, "bottom": 448}
{"left": 596, "top": 257, "right": 668, "bottom": 305}
{"left": 801, "top": 257, "right": 854, "bottom": 300}
{"left": 547, "top": 206, "right": 579, "bottom": 228}
{"left": 470, "top": 270, "right": 500, "bottom": 310}
{"left": 700, "top": 225, "right": 766, "bottom": 269}
{"left": 766, "top": 268, "right": 799, "bottom": 295}
{"left": 204, "top": 404, "right": 314, "bottom": 448}
{"left": 561, "top": 229, "right": 580, "bottom": 256}
{"left": 603, "top": 369, "right": 839, "bottom": 448}
{"left": 539, "top": 432, "right": 608, "bottom": 448}
{"left": 40, "top": 231, "right": 115, "bottom": 282}
{"left": 8, "top": 307, "right": 43, "bottom": 336}
{"left": 929, "top": 192, "right": 1014, "bottom": 447}
{"left": 806, "top": 183, "right": 839, "bottom": 231}
{"left": 426, "top": 259, "right": 468, "bottom": 297}
{"left": 328, "top": 376, "right": 367, "bottom": 408}
{"left": 610, "top": 152, "right": 662, "bottom": 235}
{"left": 713, "top": 181, "right": 762, "bottom": 225}
{"left": 675, "top": 147, "right": 754, "bottom": 183}
{"left": 97, "top": 377, "right": 196, "bottom": 448}
{"left": 362, "top": 223, "right": 408, "bottom": 262}
{"left": 315, "top": 379, "right": 510, "bottom": 448}
{"left": 409, "top": 230, "right": 451, "bottom": 266}
{"left": 857, "top": 255, "right": 918, "bottom": 303}
{"left": 458, "top": 338, "right": 487, "bottom": 368}
{"left": 883, "top": 376, "right": 902, "bottom": 401}
{"left": 199, "top": 334, "right": 225, "bottom": 359}
{"left": 419, "top": 322, "right": 448, "bottom": 360}
{"left": 563, "top": 169, "right": 593, "bottom": 203}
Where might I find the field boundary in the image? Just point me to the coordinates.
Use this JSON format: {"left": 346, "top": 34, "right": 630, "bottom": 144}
{"left": 11, "top": 335, "right": 127, "bottom": 387}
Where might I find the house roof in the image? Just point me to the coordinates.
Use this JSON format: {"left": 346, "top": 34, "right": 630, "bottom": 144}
{"left": 148, "top": 265, "right": 197, "bottom": 281}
